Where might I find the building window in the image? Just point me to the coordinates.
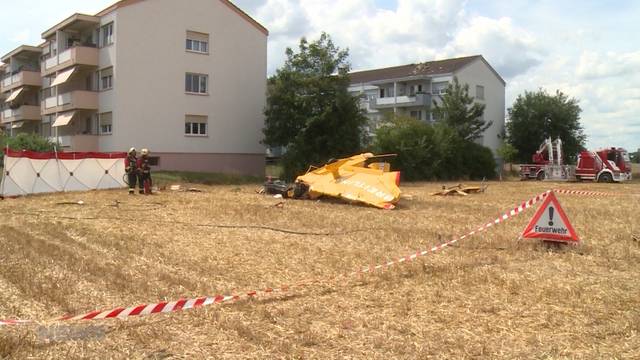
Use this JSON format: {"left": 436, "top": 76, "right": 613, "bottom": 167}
{"left": 186, "top": 31, "right": 209, "bottom": 54}
{"left": 476, "top": 85, "right": 485, "bottom": 100}
{"left": 147, "top": 156, "right": 160, "bottom": 166}
{"left": 41, "top": 115, "right": 53, "bottom": 138}
{"left": 410, "top": 84, "right": 423, "bottom": 96}
{"left": 432, "top": 81, "right": 448, "bottom": 95}
{"left": 99, "top": 112, "right": 112, "bottom": 135}
{"left": 185, "top": 115, "right": 207, "bottom": 136}
{"left": 185, "top": 73, "right": 208, "bottom": 94}
{"left": 101, "top": 23, "right": 114, "bottom": 47}
{"left": 379, "top": 88, "right": 385, "bottom": 98}
{"left": 99, "top": 67, "right": 113, "bottom": 91}
{"left": 410, "top": 110, "right": 422, "bottom": 120}
{"left": 42, "top": 86, "right": 56, "bottom": 99}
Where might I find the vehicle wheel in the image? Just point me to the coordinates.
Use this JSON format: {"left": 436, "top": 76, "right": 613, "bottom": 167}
{"left": 598, "top": 173, "right": 613, "bottom": 183}
{"left": 536, "top": 171, "right": 545, "bottom": 181}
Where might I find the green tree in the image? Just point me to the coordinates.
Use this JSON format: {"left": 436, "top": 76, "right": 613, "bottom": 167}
{"left": 432, "top": 77, "right": 490, "bottom": 141}
{"left": 263, "top": 33, "right": 367, "bottom": 179}
{"left": 497, "top": 142, "right": 518, "bottom": 172}
{"left": 507, "top": 89, "right": 586, "bottom": 163}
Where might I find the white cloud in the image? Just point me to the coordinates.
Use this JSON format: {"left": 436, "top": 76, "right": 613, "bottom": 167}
{"left": 576, "top": 50, "right": 640, "bottom": 80}
{"left": 439, "top": 16, "right": 544, "bottom": 78}
{"left": 9, "top": 30, "right": 33, "bottom": 44}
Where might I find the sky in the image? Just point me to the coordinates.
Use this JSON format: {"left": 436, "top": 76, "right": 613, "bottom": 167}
{"left": 1, "top": 0, "right": 638, "bottom": 152}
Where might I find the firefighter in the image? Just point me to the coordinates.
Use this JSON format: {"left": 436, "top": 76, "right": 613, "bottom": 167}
{"left": 124, "top": 147, "right": 138, "bottom": 194}
{"left": 137, "top": 148, "right": 152, "bottom": 195}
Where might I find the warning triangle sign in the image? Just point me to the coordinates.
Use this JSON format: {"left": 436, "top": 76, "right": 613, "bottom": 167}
{"left": 522, "top": 191, "right": 579, "bottom": 243}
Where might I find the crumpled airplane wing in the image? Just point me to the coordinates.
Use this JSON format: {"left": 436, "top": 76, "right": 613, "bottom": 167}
{"left": 295, "top": 153, "right": 402, "bottom": 209}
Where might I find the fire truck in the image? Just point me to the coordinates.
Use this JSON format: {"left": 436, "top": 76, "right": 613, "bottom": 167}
{"left": 519, "top": 138, "right": 632, "bottom": 182}
{"left": 575, "top": 147, "right": 632, "bottom": 182}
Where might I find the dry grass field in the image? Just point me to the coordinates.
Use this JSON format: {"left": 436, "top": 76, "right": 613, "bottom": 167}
{"left": 1, "top": 180, "right": 639, "bottom": 359}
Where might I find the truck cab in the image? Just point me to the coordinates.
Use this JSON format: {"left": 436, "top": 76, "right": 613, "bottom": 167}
{"left": 576, "top": 148, "right": 631, "bottom": 182}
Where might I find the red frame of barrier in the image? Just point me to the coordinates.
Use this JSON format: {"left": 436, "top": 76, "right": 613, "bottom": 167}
{"left": 4, "top": 149, "right": 126, "bottom": 160}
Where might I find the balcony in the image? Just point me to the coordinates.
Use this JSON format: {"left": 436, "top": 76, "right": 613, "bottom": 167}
{"left": 50, "top": 135, "right": 99, "bottom": 151}
{"left": 1, "top": 105, "right": 41, "bottom": 123}
{"left": 42, "top": 90, "right": 98, "bottom": 115}
{"left": 41, "top": 46, "right": 98, "bottom": 76}
{"left": 0, "top": 70, "right": 41, "bottom": 92}
{"left": 372, "top": 93, "right": 431, "bottom": 110}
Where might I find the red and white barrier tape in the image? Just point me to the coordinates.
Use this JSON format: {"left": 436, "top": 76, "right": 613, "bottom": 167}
{"left": 1, "top": 188, "right": 624, "bottom": 327}
{"left": 552, "top": 189, "right": 628, "bottom": 197}
{"left": 350, "top": 190, "right": 549, "bottom": 275}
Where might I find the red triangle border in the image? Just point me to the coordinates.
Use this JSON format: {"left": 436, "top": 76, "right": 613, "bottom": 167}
{"left": 522, "top": 191, "right": 580, "bottom": 243}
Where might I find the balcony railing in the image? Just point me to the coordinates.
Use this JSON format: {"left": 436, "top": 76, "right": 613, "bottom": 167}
{"left": 1, "top": 105, "right": 41, "bottom": 123}
{"left": 41, "top": 46, "right": 98, "bottom": 75}
{"left": 49, "top": 135, "right": 99, "bottom": 151}
{"left": 42, "top": 90, "right": 98, "bottom": 114}
{"left": 0, "top": 70, "right": 41, "bottom": 92}
{"left": 372, "top": 93, "right": 431, "bottom": 110}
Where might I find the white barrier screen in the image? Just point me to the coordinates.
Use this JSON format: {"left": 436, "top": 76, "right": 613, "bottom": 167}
{"left": 1, "top": 149, "right": 127, "bottom": 197}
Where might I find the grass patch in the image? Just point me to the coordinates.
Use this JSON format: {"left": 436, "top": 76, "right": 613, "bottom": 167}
{"left": 0, "top": 180, "right": 639, "bottom": 358}
{"left": 153, "top": 170, "right": 263, "bottom": 186}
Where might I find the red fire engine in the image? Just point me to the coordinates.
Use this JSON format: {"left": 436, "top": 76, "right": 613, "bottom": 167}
{"left": 575, "top": 148, "right": 632, "bottom": 182}
{"left": 519, "top": 138, "right": 631, "bottom": 182}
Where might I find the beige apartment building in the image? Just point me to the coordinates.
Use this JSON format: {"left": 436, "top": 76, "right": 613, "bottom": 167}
{"left": 1, "top": 0, "right": 268, "bottom": 175}
{"left": 348, "top": 55, "right": 506, "bottom": 158}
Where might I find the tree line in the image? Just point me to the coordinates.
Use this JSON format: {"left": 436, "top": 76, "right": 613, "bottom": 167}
{"left": 263, "top": 33, "right": 590, "bottom": 180}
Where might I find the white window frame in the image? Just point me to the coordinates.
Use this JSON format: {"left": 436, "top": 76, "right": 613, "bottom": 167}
{"left": 186, "top": 31, "right": 209, "bottom": 54}
{"left": 99, "top": 112, "right": 112, "bottom": 135}
{"left": 185, "top": 115, "right": 208, "bottom": 137}
{"left": 99, "top": 67, "right": 113, "bottom": 91}
{"left": 185, "top": 73, "right": 208, "bottom": 95}
{"left": 186, "top": 39, "right": 209, "bottom": 54}
{"left": 101, "top": 22, "right": 114, "bottom": 47}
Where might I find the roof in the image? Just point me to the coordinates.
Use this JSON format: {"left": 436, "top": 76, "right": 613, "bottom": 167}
{"left": 95, "top": 0, "right": 269, "bottom": 36}
{"left": 42, "top": 13, "right": 100, "bottom": 39}
{"left": 1, "top": 45, "right": 42, "bottom": 63}
{"left": 349, "top": 55, "right": 505, "bottom": 85}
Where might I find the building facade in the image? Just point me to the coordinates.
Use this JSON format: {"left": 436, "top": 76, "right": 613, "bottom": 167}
{"left": 1, "top": 0, "right": 268, "bottom": 175}
{"left": 348, "top": 55, "right": 505, "bottom": 157}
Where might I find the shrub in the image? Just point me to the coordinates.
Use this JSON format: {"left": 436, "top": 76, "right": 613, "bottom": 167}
{"left": 373, "top": 116, "right": 496, "bottom": 180}
{"left": 1, "top": 133, "right": 58, "bottom": 153}
{"left": 373, "top": 116, "right": 437, "bottom": 181}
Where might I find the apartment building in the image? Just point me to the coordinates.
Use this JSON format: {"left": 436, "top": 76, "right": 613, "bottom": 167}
{"left": 348, "top": 55, "right": 505, "bottom": 156}
{"left": 1, "top": 0, "right": 268, "bottom": 175}
{"left": 1, "top": 46, "right": 43, "bottom": 135}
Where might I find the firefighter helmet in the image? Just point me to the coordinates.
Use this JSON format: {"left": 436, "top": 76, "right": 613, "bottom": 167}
{"left": 141, "top": 148, "right": 150, "bottom": 156}
{"left": 128, "top": 147, "right": 136, "bottom": 155}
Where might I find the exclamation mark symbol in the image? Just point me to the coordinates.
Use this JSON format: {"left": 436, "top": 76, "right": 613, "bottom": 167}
{"left": 548, "top": 206, "right": 555, "bottom": 226}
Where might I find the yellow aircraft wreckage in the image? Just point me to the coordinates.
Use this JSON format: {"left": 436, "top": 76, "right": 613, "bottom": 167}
{"left": 263, "top": 153, "right": 402, "bottom": 209}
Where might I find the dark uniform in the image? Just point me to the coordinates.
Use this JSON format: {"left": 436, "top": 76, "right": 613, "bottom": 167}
{"left": 124, "top": 152, "right": 138, "bottom": 194}
{"left": 137, "top": 155, "right": 152, "bottom": 194}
